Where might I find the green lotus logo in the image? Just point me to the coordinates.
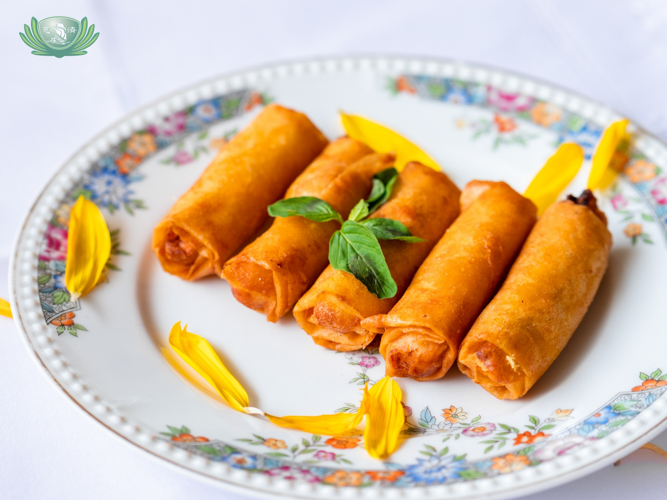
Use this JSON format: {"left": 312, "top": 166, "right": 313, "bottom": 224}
{"left": 19, "top": 16, "right": 99, "bottom": 58}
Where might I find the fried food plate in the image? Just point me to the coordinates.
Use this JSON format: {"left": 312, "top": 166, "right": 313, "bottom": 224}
{"left": 11, "top": 56, "right": 667, "bottom": 499}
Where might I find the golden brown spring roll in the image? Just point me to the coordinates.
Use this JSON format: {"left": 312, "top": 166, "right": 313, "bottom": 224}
{"left": 223, "top": 140, "right": 390, "bottom": 322}
{"left": 457, "top": 190, "right": 612, "bottom": 399}
{"left": 152, "top": 104, "right": 328, "bottom": 280}
{"left": 366, "top": 181, "right": 537, "bottom": 381}
{"left": 293, "top": 162, "right": 461, "bottom": 351}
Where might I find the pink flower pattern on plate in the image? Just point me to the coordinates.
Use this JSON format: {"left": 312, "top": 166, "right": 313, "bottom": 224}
{"left": 533, "top": 434, "right": 593, "bottom": 461}
{"left": 264, "top": 466, "right": 321, "bottom": 483}
{"left": 359, "top": 356, "right": 380, "bottom": 368}
{"left": 462, "top": 423, "right": 497, "bottom": 438}
{"left": 314, "top": 450, "right": 336, "bottom": 461}
{"left": 147, "top": 111, "right": 187, "bottom": 137}
{"left": 39, "top": 225, "right": 68, "bottom": 261}
{"left": 173, "top": 150, "right": 194, "bottom": 165}
{"left": 651, "top": 177, "right": 667, "bottom": 204}
{"left": 611, "top": 194, "right": 628, "bottom": 211}
{"left": 486, "top": 87, "right": 534, "bottom": 112}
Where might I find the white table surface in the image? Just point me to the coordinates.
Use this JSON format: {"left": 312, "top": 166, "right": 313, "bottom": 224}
{"left": 2, "top": 1, "right": 667, "bottom": 498}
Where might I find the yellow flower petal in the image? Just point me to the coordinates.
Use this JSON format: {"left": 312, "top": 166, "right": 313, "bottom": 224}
{"left": 588, "top": 119, "right": 630, "bottom": 191}
{"left": 168, "top": 322, "right": 371, "bottom": 431}
{"left": 524, "top": 143, "right": 584, "bottom": 216}
{"left": 266, "top": 384, "right": 370, "bottom": 435}
{"left": 0, "top": 298, "right": 12, "bottom": 318}
{"left": 265, "top": 414, "right": 362, "bottom": 436}
{"left": 65, "top": 196, "right": 111, "bottom": 301}
{"left": 161, "top": 347, "right": 228, "bottom": 403}
{"left": 169, "top": 322, "right": 249, "bottom": 412}
{"left": 167, "top": 326, "right": 406, "bottom": 458}
{"left": 364, "top": 377, "right": 404, "bottom": 459}
{"left": 615, "top": 443, "right": 667, "bottom": 466}
{"left": 340, "top": 112, "right": 440, "bottom": 171}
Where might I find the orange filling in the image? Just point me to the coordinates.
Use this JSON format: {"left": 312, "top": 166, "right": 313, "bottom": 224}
{"left": 165, "top": 231, "right": 198, "bottom": 265}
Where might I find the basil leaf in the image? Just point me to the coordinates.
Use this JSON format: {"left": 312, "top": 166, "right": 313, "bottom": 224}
{"left": 361, "top": 218, "right": 426, "bottom": 242}
{"left": 368, "top": 168, "right": 399, "bottom": 214}
{"left": 374, "top": 167, "right": 399, "bottom": 189}
{"left": 348, "top": 199, "right": 369, "bottom": 222}
{"left": 351, "top": 167, "right": 398, "bottom": 222}
{"left": 268, "top": 196, "right": 343, "bottom": 223}
{"left": 367, "top": 178, "right": 386, "bottom": 204}
{"left": 329, "top": 220, "right": 397, "bottom": 299}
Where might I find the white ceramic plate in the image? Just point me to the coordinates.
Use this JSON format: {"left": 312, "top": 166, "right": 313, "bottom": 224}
{"left": 11, "top": 56, "right": 667, "bottom": 500}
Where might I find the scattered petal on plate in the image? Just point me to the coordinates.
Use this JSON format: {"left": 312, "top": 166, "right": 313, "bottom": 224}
{"left": 161, "top": 347, "right": 226, "bottom": 403}
{"left": 524, "top": 143, "right": 584, "bottom": 216}
{"left": 169, "top": 322, "right": 250, "bottom": 412}
{"left": 614, "top": 443, "right": 667, "bottom": 466}
{"left": 167, "top": 322, "right": 375, "bottom": 435}
{"left": 266, "top": 384, "right": 370, "bottom": 436}
{"left": 340, "top": 112, "right": 440, "bottom": 171}
{"left": 0, "top": 298, "right": 12, "bottom": 318}
{"left": 641, "top": 443, "right": 667, "bottom": 460}
{"left": 588, "top": 119, "right": 630, "bottom": 191}
{"left": 363, "top": 377, "right": 405, "bottom": 459}
{"left": 167, "top": 323, "right": 407, "bottom": 458}
{"left": 65, "top": 196, "right": 111, "bottom": 301}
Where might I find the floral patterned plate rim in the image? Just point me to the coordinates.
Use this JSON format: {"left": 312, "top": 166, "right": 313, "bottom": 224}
{"left": 10, "top": 56, "right": 667, "bottom": 500}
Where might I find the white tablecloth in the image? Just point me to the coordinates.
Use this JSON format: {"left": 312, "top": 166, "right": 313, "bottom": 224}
{"left": 2, "top": 1, "right": 667, "bottom": 498}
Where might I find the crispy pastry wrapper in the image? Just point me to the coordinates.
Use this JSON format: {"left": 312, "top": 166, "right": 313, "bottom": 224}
{"left": 152, "top": 104, "right": 328, "bottom": 280}
{"left": 457, "top": 190, "right": 612, "bottom": 399}
{"left": 293, "top": 162, "right": 461, "bottom": 351}
{"left": 223, "top": 139, "right": 388, "bottom": 322}
{"left": 369, "top": 181, "right": 537, "bottom": 381}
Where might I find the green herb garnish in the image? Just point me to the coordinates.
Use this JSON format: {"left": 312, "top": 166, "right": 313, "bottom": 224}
{"left": 367, "top": 168, "right": 399, "bottom": 214}
{"left": 360, "top": 218, "right": 424, "bottom": 242}
{"left": 268, "top": 196, "right": 343, "bottom": 224}
{"left": 267, "top": 168, "right": 424, "bottom": 299}
{"left": 329, "top": 220, "right": 398, "bottom": 298}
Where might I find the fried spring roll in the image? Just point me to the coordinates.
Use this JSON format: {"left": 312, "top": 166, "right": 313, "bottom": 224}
{"left": 293, "top": 162, "right": 461, "bottom": 351}
{"left": 223, "top": 140, "right": 391, "bottom": 322}
{"left": 152, "top": 104, "right": 328, "bottom": 280}
{"left": 457, "top": 190, "right": 612, "bottom": 399}
{"left": 367, "top": 181, "right": 537, "bottom": 381}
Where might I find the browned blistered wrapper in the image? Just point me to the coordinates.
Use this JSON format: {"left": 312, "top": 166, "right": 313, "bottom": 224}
{"left": 371, "top": 181, "right": 537, "bottom": 381}
{"left": 294, "top": 162, "right": 461, "bottom": 351}
{"left": 457, "top": 192, "right": 612, "bottom": 399}
{"left": 223, "top": 141, "right": 392, "bottom": 322}
{"left": 152, "top": 104, "right": 328, "bottom": 280}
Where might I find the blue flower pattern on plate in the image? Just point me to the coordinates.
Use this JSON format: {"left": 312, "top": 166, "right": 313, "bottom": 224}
{"left": 404, "top": 454, "right": 467, "bottom": 485}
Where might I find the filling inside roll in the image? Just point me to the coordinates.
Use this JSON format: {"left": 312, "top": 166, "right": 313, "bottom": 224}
{"left": 300, "top": 293, "right": 373, "bottom": 351}
{"left": 566, "top": 189, "right": 608, "bottom": 224}
{"left": 154, "top": 224, "right": 219, "bottom": 280}
{"left": 457, "top": 341, "right": 527, "bottom": 399}
{"left": 165, "top": 231, "right": 199, "bottom": 265}
{"left": 381, "top": 328, "right": 450, "bottom": 379}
